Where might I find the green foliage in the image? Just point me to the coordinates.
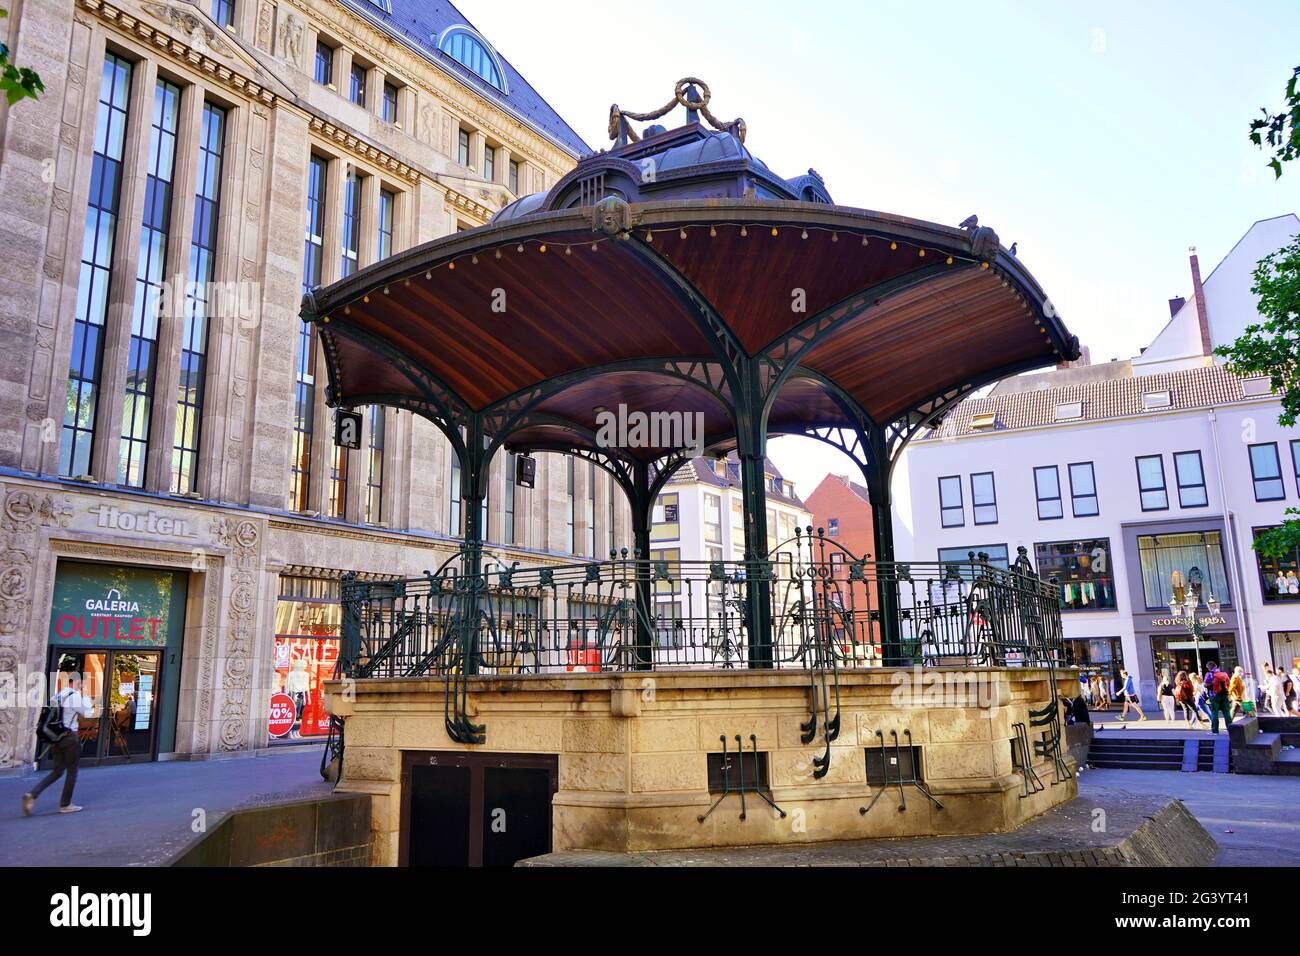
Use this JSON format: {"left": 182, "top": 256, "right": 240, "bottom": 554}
{"left": 1215, "top": 235, "right": 1300, "bottom": 425}
{"left": 0, "top": 9, "right": 44, "bottom": 106}
{"left": 1253, "top": 512, "right": 1300, "bottom": 561}
{"left": 1251, "top": 65, "right": 1300, "bottom": 178}
{"left": 1215, "top": 233, "right": 1300, "bottom": 560}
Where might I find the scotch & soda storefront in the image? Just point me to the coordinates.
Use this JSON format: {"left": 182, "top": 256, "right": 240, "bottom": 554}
{"left": 46, "top": 560, "right": 188, "bottom": 765}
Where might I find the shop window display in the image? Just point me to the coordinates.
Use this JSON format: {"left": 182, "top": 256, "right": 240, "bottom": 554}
{"left": 271, "top": 577, "right": 342, "bottom": 741}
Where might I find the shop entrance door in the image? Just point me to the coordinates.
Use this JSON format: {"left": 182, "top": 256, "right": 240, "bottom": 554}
{"left": 48, "top": 649, "right": 163, "bottom": 766}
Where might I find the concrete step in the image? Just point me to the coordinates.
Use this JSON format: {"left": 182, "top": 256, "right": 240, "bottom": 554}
{"left": 1274, "top": 750, "right": 1300, "bottom": 776}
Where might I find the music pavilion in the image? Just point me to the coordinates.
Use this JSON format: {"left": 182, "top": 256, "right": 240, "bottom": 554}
{"left": 305, "top": 80, "right": 1086, "bottom": 866}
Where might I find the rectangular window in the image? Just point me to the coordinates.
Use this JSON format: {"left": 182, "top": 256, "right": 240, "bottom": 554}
{"left": 1254, "top": 527, "right": 1300, "bottom": 602}
{"left": 1249, "top": 442, "right": 1285, "bottom": 502}
{"left": 483, "top": 144, "right": 495, "bottom": 182}
{"left": 349, "top": 63, "right": 366, "bottom": 106}
{"left": 340, "top": 171, "right": 361, "bottom": 277}
{"left": 457, "top": 127, "right": 470, "bottom": 167}
{"left": 289, "top": 156, "right": 327, "bottom": 511}
{"left": 377, "top": 188, "right": 395, "bottom": 260}
{"left": 503, "top": 452, "right": 516, "bottom": 544}
{"left": 651, "top": 492, "right": 679, "bottom": 541}
{"left": 211, "top": 0, "right": 234, "bottom": 27}
{"left": 704, "top": 492, "right": 722, "bottom": 543}
{"left": 1137, "top": 531, "right": 1231, "bottom": 610}
{"left": 937, "top": 544, "right": 1009, "bottom": 582}
{"left": 62, "top": 53, "right": 132, "bottom": 479}
{"left": 827, "top": 517, "right": 839, "bottom": 537}
{"left": 970, "top": 471, "right": 997, "bottom": 525}
{"left": 382, "top": 81, "right": 398, "bottom": 123}
{"left": 1068, "top": 461, "right": 1098, "bottom": 517}
{"left": 328, "top": 442, "right": 348, "bottom": 519}
{"left": 119, "top": 78, "right": 179, "bottom": 488}
{"left": 1033, "top": 466, "right": 1063, "bottom": 519}
{"left": 588, "top": 462, "right": 597, "bottom": 557}
{"left": 938, "top": 475, "right": 963, "bottom": 528}
{"left": 730, "top": 497, "right": 743, "bottom": 556}
{"left": 364, "top": 406, "right": 384, "bottom": 524}
{"left": 314, "top": 41, "right": 333, "bottom": 86}
{"left": 1173, "top": 450, "right": 1208, "bottom": 508}
{"left": 1034, "top": 539, "right": 1117, "bottom": 612}
{"left": 1292, "top": 440, "right": 1300, "bottom": 497}
{"left": 171, "top": 101, "right": 226, "bottom": 495}
{"left": 566, "top": 456, "right": 575, "bottom": 554}
{"left": 508, "top": 159, "right": 519, "bottom": 194}
{"left": 449, "top": 452, "right": 462, "bottom": 536}
{"left": 1135, "top": 455, "right": 1168, "bottom": 511}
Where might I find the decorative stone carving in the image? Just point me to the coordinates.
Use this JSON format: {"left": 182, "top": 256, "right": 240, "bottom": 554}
{"left": 278, "top": 10, "right": 305, "bottom": 68}
{"left": 212, "top": 517, "right": 262, "bottom": 752}
{"left": 966, "top": 224, "right": 1001, "bottom": 262}
{"left": 255, "top": 1, "right": 273, "bottom": 51}
{"left": 591, "top": 196, "right": 632, "bottom": 236}
{"left": 141, "top": 2, "right": 233, "bottom": 56}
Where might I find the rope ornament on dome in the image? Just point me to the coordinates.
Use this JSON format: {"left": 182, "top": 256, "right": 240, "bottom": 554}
{"left": 608, "top": 77, "right": 746, "bottom": 145}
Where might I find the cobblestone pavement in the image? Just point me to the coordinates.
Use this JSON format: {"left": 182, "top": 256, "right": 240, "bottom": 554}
{"left": 0, "top": 747, "right": 328, "bottom": 867}
{"left": 1077, "top": 767, "right": 1300, "bottom": 867}
{"left": 524, "top": 769, "right": 1300, "bottom": 867}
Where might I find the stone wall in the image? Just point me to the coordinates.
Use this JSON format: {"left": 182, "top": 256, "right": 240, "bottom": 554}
{"left": 329, "top": 667, "right": 1081, "bottom": 864}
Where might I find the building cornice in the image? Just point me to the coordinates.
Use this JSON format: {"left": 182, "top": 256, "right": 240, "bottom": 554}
{"left": 79, "top": 0, "right": 279, "bottom": 106}
{"left": 307, "top": 115, "right": 420, "bottom": 183}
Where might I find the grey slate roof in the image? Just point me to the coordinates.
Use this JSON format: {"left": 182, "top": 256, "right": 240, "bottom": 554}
{"left": 338, "top": 0, "right": 591, "bottom": 157}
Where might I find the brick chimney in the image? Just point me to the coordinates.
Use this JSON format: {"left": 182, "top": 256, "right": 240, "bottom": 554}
{"left": 1188, "top": 248, "right": 1213, "bottom": 357}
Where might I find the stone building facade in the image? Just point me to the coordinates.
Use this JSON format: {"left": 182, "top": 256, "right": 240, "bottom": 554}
{"left": 0, "top": 0, "right": 629, "bottom": 769}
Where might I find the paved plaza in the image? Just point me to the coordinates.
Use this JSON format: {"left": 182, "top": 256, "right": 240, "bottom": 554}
{"left": 0, "top": 748, "right": 328, "bottom": 867}
{"left": 1, "top": 744, "right": 1297, "bottom": 867}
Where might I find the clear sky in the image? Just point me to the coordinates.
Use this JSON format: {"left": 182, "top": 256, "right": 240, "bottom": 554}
{"left": 460, "top": 0, "right": 1300, "bottom": 496}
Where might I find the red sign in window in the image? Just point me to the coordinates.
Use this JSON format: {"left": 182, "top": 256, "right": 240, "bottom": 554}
{"left": 268, "top": 692, "right": 296, "bottom": 738}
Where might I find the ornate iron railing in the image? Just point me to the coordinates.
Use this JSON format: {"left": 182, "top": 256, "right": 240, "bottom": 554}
{"left": 334, "top": 536, "right": 1064, "bottom": 679}
{"left": 321, "top": 533, "right": 1067, "bottom": 776}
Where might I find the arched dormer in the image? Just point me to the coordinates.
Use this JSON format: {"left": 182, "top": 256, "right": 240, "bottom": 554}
{"left": 436, "top": 25, "right": 509, "bottom": 93}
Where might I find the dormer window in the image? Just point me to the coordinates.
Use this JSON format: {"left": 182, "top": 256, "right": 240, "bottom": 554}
{"left": 438, "top": 27, "right": 507, "bottom": 93}
{"left": 1141, "top": 390, "right": 1172, "bottom": 410}
{"left": 1054, "top": 401, "right": 1083, "bottom": 421}
{"left": 970, "top": 412, "right": 998, "bottom": 430}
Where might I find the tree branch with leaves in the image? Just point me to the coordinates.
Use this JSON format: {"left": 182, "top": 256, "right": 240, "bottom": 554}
{"left": 1251, "top": 65, "right": 1300, "bottom": 179}
{"left": 0, "top": 9, "right": 44, "bottom": 106}
{"left": 1215, "top": 236, "right": 1300, "bottom": 559}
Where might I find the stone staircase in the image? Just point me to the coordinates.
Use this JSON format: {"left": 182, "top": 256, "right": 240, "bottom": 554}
{"left": 1087, "top": 732, "right": 1230, "bottom": 772}
{"left": 1228, "top": 716, "right": 1300, "bottom": 775}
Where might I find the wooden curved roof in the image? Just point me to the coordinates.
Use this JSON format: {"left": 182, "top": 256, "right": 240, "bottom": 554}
{"left": 304, "top": 199, "right": 1079, "bottom": 463}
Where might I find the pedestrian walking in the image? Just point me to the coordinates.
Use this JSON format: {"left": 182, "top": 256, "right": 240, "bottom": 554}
{"left": 1191, "top": 674, "right": 1213, "bottom": 725}
{"left": 1267, "top": 665, "right": 1288, "bottom": 717}
{"left": 1206, "top": 662, "right": 1232, "bottom": 734}
{"left": 1117, "top": 668, "right": 1146, "bottom": 722}
{"left": 1229, "top": 666, "right": 1249, "bottom": 720}
{"left": 1092, "top": 673, "right": 1110, "bottom": 711}
{"left": 1157, "top": 669, "right": 1177, "bottom": 722}
{"left": 1175, "top": 670, "right": 1204, "bottom": 727}
{"left": 22, "top": 668, "right": 93, "bottom": 816}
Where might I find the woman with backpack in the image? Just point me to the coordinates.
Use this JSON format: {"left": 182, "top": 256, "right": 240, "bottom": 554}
{"left": 1175, "top": 670, "right": 1204, "bottom": 728}
{"left": 22, "top": 668, "right": 93, "bottom": 816}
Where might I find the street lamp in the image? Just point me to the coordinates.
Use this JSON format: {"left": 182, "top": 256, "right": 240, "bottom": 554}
{"left": 1167, "top": 585, "right": 1220, "bottom": 674}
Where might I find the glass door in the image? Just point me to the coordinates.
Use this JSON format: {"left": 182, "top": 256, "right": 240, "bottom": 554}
{"left": 51, "top": 650, "right": 107, "bottom": 761}
{"left": 105, "top": 651, "right": 161, "bottom": 762}
{"left": 48, "top": 649, "right": 161, "bottom": 765}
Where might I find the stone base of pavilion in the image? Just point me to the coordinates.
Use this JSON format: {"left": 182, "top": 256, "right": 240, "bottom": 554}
{"left": 326, "top": 668, "right": 1079, "bottom": 865}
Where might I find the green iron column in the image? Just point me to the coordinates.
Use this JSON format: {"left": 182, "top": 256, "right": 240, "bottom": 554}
{"left": 737, "top": 358, "right": 773, "bottom": 668}
{"left": 630, "top": 460, "right": 654, "bottom": 670}
{"left": 458, "top": 417, "right": 489, "bottom": 675}
{"left": 866, "top": 429, "right": 903, "bottom": 665}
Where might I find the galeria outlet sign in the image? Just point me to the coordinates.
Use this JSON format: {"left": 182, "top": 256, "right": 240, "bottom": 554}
{"left": 48, "top": 561, "right": 175, "bottom": 647}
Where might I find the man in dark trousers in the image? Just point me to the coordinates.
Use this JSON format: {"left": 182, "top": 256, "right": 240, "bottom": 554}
{"left": 23, "top": 668, "right": 93, "bottom": 815}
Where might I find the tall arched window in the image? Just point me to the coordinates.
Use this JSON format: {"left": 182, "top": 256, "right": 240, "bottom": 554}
{"left": 438, "top": 27, "right": 507, "bottom": 92}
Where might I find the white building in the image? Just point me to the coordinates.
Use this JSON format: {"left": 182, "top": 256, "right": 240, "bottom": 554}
{"left": 895, "top": 215, "right": 1300, "bottom": 706}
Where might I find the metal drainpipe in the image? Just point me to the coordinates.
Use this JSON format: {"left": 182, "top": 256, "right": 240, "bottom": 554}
{"left": 1208, "top": 408, "right": 1258, "bottom": 676}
